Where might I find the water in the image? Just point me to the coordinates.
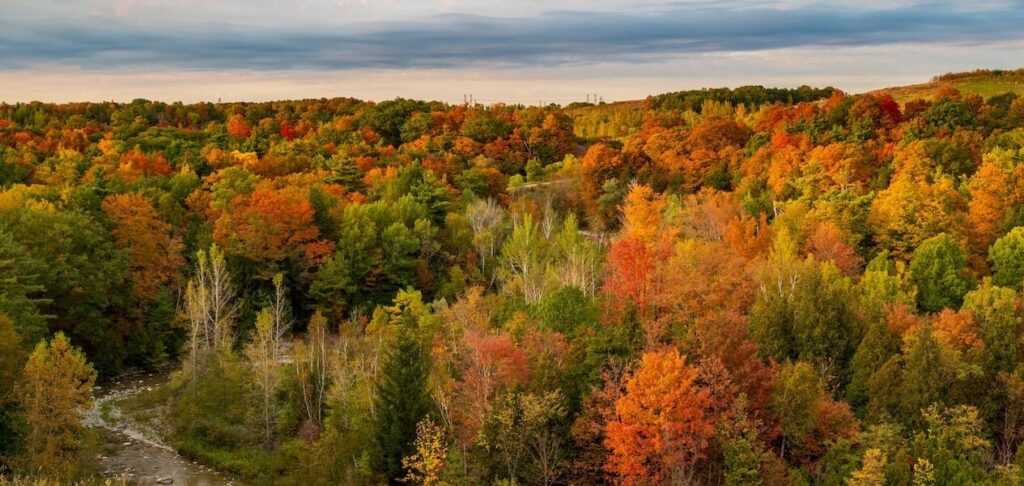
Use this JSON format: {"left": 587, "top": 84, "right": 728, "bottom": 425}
{"left": 85, "top": 371, "right": 240, "bottom": 486}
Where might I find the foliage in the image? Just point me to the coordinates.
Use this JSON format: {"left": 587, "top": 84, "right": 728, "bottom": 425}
{"left": 604, "top": 348, "right": 713, "bottom": 485}
{"left": 16, "top": 333, "right": 96, "bottom": 479}
{"left": 3, "top": 77, "right": 1024, "bottom": 483}
{"left": 375, "top": 325, "right": 432, "bottom": 482}
{"left": 909, "top": 234, "right": 975, "bottom": 313}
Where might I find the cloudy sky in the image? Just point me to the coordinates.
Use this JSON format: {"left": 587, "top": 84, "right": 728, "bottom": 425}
{"left": 1, "top": 0, "right": 1022, "bottom": 103}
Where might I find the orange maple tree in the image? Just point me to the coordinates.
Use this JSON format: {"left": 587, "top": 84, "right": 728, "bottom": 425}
{"left": 213, "top": 187, "right": 334, "bottom": 267}
{"left": 101, "top": 192, "right": 185, "bottom": 300}
{"left": 604, "top": 348, "right": 713, "bottom": 485}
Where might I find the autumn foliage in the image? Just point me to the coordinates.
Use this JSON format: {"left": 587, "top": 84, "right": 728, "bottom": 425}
{"left": 604, "top": 348, "right": 713, "bottom": 484}
{"left": 4, "top": 76, "right": 1024, "bottom": 483}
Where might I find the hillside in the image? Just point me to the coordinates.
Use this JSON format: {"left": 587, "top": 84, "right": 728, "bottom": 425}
{"left": 567, "top": 69, "right": 1023, "bottom": 139}
{"left": 867, "top": 69, "right": 1024, "bottom": 104}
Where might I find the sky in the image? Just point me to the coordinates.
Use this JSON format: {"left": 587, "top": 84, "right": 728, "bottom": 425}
{"left": 0, "top": 0, "right": 1022, "bottom": 104}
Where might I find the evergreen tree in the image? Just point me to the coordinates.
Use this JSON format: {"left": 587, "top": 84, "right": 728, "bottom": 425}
{"left": 0, "top": 314, "right": 25, "bottom": 461}
{"left": 374, "top": 322, "right": 432, "bottom": 482}
{"left": 848, "top": 317, "right": 901, "bottom": 411}
{"left": 900, "top": 326, "right": 950, "bottom": 428}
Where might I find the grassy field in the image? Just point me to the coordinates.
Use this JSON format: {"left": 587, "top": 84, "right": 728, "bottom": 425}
{"left": 870, "top": 69, "right": 1024, "bottom": 104}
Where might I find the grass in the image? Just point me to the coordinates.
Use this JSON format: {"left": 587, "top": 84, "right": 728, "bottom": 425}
{"left": 871, "top": 70, "right": 1024, "bottom": 105}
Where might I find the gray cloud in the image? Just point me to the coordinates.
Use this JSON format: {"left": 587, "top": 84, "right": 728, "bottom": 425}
{"left": 1, "top": 2, "right": 1023, "bottom": 71}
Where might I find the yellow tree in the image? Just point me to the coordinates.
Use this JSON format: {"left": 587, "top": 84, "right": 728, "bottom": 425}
{"left": 402, "top": 416, "right": 449, "bottom": 486}
{"left": 17, "top": 332, "right": 96, "bottom": 478}
{"left": 620, "top": 182, "right": 667, "bottom": 244}
{"left": 869, "top": 174, "right": 966, "bottom": 260}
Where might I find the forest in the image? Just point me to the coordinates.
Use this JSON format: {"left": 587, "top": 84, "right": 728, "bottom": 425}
{"left": 3, "top": 74, "right": 1024, "bottom": 485}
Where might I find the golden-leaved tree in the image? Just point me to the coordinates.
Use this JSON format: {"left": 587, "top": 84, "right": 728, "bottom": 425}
{"left": 17, "top": 332, "right": 96, "bottom": 478}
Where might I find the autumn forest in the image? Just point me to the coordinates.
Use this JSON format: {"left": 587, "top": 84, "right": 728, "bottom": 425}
{"left": 5, "top": 70, "right": 1024, "bottom": 485}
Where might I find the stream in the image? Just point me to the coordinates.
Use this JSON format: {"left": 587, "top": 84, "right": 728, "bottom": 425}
{"left": 84, "top": 371, "right": 240, "bottom": 486}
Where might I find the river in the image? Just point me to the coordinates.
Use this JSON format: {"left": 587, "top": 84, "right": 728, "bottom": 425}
{"left": 84, "top": 371, "right": 240, "bottom": 486}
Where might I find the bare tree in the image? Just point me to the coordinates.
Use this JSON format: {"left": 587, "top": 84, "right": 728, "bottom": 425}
{"left": 206, "top": 244, "right": 237, "bottom": 355}
{"left": 245, "top": 308, "right": 283, "bottom": 445}
{"left": 466, "top": 198, "right": 505, "bottom": 277}
{"left": 297, "top": 310, "right": 331, "bottom": 427}
{"left": 269, "top": 273, "right": 290, "bottom": 362}
{"left": 551, "top": 214, "right": 601, "bottom": 297}
{"left": 183, "top": 244, "right": 238, "bottom": 378}
{"left": 500, "top": 213, "right": 548, "bottom": 304}
{"left": 183, "top": 279, "right": 208, "bottom": 383}
{"left": 540, "top": 195, "right": 558, "bottom": 240}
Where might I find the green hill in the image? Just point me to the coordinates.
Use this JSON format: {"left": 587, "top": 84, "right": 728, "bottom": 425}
{"left": 871, "top": 69, "right": 1024, "bottom": 105}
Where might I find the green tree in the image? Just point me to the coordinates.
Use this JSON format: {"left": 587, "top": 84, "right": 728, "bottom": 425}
{"left": 0, "top": 232, "right": 48, "bottom": 342}
{"left": 961, "top": 282, "right": 1020, "bottom": 373}
{"left": 536, "top": 285, "right": 598, "bottom": 335}
{"left": 360, "top": 98, "right": 434, "bottom": 147}
{"left": 848, "top": 316, "right": 901, "bottom": 411}
{"left": 989, "top": 227, "right": 1024, "bottom": 290}
{"left": 900, "top": 327, "right": 952, "bottom": 428}
{"left": 0, "top": 206, "right": 130, "bottom": 373}
{"left": 0, "top": 314, "right": 25, "bottom": 460}
{"left": 909, "top": 234, "right": 974, "bottom": 312}
{"left": 374, "top": 323, "right": 432, "bottom": 482}
{"left": 771, "top": 362, "right": 821, "bottom": 460}
{"left": 751, "top": 259, "right": 859, "bottom": 383}
{"left": 718, "top": 395, "right": 767, "bottom": 486}
{"left": 911, "top": 404, "right": 992, "bottom": 484}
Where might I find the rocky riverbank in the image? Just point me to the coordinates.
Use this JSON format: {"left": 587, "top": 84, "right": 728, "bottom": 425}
{"left": 84, "top": 371, "right": 239, "bottom": 486}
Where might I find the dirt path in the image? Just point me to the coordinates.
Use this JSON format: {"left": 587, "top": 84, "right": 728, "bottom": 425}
{"left": 84, "top": 371, "right": 239, "bottom": 486}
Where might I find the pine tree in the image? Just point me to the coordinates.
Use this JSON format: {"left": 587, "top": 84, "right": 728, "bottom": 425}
{"left": 0, "top": 314, "right": 25, "bottom": 458}
{"left": 374, "top": 323, "right": 431, "bottom": 482}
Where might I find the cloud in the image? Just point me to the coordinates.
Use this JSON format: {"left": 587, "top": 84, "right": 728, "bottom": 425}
{"left": 0, "top": 2, "right": 1022, "bottom": 71}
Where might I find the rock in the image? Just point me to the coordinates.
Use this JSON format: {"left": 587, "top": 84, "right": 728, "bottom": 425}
{"left": 122, "top": 441, "right": 132, "bottom": 446}
{"left": 156, "top": 477, "right": 174, "bottom": 484}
